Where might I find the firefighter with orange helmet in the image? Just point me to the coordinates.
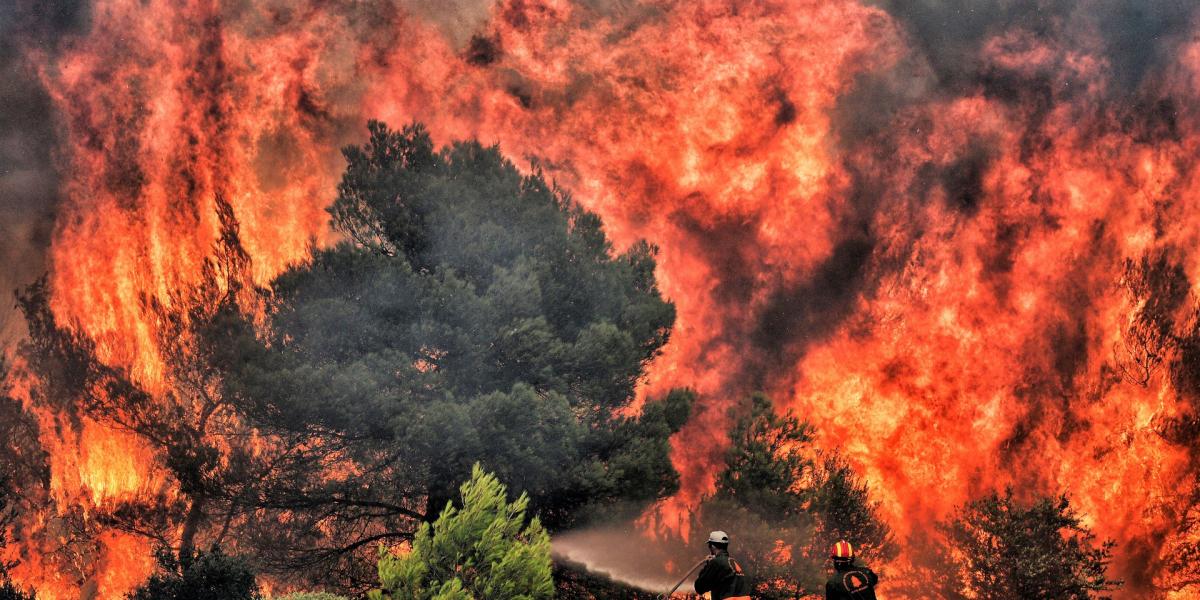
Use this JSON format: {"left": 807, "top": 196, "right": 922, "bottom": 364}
{"left": 825, "top": 540, "right": 878, "bottom": 600}
{"left": 693, "top": 531, "right": 752, "bottom": 600}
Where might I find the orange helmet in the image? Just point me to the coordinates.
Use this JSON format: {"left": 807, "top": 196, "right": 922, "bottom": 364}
{"left": 831, "top": 540, "right": 854, "bottom": 560}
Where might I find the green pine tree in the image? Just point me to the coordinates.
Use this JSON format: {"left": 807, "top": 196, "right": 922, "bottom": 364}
{"left": 369, "top": 465, "right": 553, "bottom": 600}
{"left": 208, "top": 122, "right": 687, "bottom": 584}
{"left": 127, "top": 547, "right": 261, "bottom": 600}
{"left": 898, "top": 490, "right": 1120, "bottom": 599}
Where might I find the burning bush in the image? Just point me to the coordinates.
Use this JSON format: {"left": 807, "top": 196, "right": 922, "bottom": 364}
{"left": 898, "top": 491, "right": 1121, "bottom": 599}
{"left": 550, "top": 392, "right": 894, "bottom": 597}
{"left": 0, "top": 475, "right": 35, "bottom": 600}
{"left": 128, "top": 547, "right": 261, "bottom": 600}
{"left": 688, "top": 393, "right": 895, "bottom": 598}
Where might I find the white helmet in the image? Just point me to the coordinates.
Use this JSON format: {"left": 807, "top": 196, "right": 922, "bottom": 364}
{"left": 707, "top": 531, "right": 730, "bottom": 545}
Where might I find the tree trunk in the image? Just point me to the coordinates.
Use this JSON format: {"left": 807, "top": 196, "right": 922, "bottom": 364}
{"left": 179, "top": 495, "right": 207, "bottom": 560}
{"left": 425, "top": 491, "right": 451, "bottom": 523}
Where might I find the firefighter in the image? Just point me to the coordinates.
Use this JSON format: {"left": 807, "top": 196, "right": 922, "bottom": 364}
{"left": 825, "top": 540, "right": 878, "bottom": 600}
{"left": 693, "top": 530, "right": 752, "bottom": 600}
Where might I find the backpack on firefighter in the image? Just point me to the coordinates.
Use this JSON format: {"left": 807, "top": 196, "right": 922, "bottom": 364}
{"left": 825, "top": 541, "right": 878, "bottom": 600}
{"left": 693, "top": 531, "right": 752, "bottom": 600}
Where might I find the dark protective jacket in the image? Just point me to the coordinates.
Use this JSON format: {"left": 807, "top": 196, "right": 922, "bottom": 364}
{"left": 825, "top": 562, "right": 879, "bottom": 600}
{"left": 694, "top": 551, "right": 752, "bottom": 600}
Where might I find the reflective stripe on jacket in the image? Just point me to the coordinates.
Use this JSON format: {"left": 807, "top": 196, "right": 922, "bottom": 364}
{"left": 825, "top": 563, "right": 878, "bottom": 600}
{"left": 694, "top": 552, "right": 752, "bottom": 600}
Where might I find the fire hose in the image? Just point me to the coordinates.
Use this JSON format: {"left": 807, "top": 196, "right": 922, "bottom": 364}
{"left": 657, "top": 557, "right": 710, "bottom": 599}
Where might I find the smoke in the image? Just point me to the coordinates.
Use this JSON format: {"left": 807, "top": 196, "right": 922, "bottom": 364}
{"left": 552, "top": 524, "right": 699, "bottom": 593}
{"left": 866, "top": 0, "right": 1196, "bottom": 93}
{"left": 399, "top": 0, "right": 495, "bottom": 48}
{"left": 826, "top": 0, "right": 1200, "bottom": 395}
{"left": 0, "top": 1, "right": 90, "bottom": 345}
{"left": 835, "top": 0, "right": 1198, "bottom": 156}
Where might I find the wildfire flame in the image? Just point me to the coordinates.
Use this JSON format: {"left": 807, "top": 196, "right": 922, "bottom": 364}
{"left": 6, "top": 0, "right": 1200, "bottom": 597}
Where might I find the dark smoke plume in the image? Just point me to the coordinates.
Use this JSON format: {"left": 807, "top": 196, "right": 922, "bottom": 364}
{"left": 869, "top": 0, "right": 1196, "bottom": 93}
{"left": 0, "top": 1, "right": 89, "bottom": 344}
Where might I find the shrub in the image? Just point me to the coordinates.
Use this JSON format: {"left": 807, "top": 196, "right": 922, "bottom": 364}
{"left": 369, "top": 464, "right": 553, "bottom": 600}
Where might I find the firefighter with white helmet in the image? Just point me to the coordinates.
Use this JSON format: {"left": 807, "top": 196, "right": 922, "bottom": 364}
{"left": 693, "top": 530, "right": 752, "bottom": 600}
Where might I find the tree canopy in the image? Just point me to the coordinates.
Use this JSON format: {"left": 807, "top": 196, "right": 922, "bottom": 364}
{"left": 127, "top": 548, "right": 260, "bottom": 600}
{"left": 3, "top": 120, "right": 689, "bottom": 593}
{"left": 369, "top": 465, "right": 553, "bottom": 600}
{"left": 14, "top": 198, "right": 271, "bottom": 565}
{"left": 900, "top": 490, "right": 1120, "bottom": 599}
{"left": 208, "top": 121, "right": 687, "bottom": 586}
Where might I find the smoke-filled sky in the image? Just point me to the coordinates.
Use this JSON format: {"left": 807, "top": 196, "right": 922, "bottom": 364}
{"left": 4, "top": 0, "right": 1194, "bottom": 338}
{"left": 0, "top": 2, "right": 81, "bottom": 343}
{"left": 1, "top": 4, "right": 1192, "bottom": 333}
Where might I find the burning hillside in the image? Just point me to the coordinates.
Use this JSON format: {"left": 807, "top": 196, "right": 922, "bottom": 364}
{"left": 4, "top": 0, "right": 1200, "bottom": 597}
